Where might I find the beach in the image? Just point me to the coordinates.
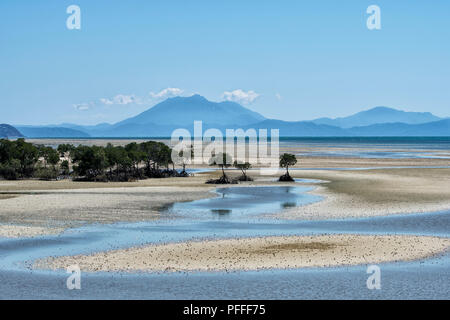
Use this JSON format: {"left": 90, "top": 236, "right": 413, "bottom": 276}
{"left": 37, "top": 234, "right": 450, "bottom": 272}
{"left": 276, "top": 167, "right": 450, "bottom": 220}
{"left": 0, "top": 139, "right": 448, "bottom": 299}
{"left": 1, "top": 164, "right": 449, "bottom": 237}
{"left": 0, "top": 184, "right": 215, "bottom": 237}
{"left": 0, "top": 139, "right": 449, "bottom": 277}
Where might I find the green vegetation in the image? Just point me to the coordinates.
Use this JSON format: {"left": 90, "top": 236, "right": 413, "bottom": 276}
{"left": 176, "top": 144, "right": 194, "bottom": 175}
{"left": 207, "top": 152, "right": 234, "bottom": 184}
{"left": 0, "top": 138, "right": 38, "bottom": 179}
{"left": 233, "top": 161, "right": 253, "bottom": 181}
{"left": 0, "top": 138, "right": 185, "bottom": 181}
{"left": 279, "top": 153, "right": 297, "bottom": 182}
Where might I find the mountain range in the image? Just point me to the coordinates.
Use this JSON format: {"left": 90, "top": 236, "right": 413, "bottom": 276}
{"left": 0, "top": 124, "right": 24, "bottom": 138}
{"left": 15, "top": 126, "right": 90, "bottom": 138}
{"left": 8, "top": 95, "right": 450, "bottom": 137}
{"left": 311, "top": 106, "right": 441, "bottom": 128}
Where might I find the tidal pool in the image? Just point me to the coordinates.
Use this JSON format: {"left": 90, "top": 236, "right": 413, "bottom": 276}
{"left": 0, "top": 184, "right": 448, "bottom": 299}
{"left": 166, "top": 186, "right": 320, "bottom": 219}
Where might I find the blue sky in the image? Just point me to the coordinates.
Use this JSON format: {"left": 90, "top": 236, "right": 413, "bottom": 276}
{"left": 1, "top": 0, "right": 449, "bottom": 125}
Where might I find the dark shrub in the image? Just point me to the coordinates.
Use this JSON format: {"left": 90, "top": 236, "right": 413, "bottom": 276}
{"left": 0, "top": 163, "right": 19, "bottom": 180}
{"left": 34, "top": 167, "right": 59, "bottom": 180}
{"left": 206, "top": 175, "right": 237, "bottom": 184}
{"left": 237, "top": 175, "right": 253, "bottom": 181}
{"left": 60, "top": 160, "right": 70, "bottom": 176}
{"left": 278, "top": 173, "right": 295, "bottom": 182}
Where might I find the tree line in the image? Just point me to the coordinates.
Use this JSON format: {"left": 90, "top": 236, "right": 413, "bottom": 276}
{"left": 0, "top": 139, "right": 299, "bottom": 183}
{"left": 0, "top": 139, "right": 187, "bottom": 181}
{"left": 206, "top": 152, "right": 297, "bottom": 184}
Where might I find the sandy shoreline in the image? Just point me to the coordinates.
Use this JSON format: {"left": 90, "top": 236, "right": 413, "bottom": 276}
{"left": 1, "top": 150, "right": 448, "bottom": 273}
{"left": 0, "top": 185, "right": 215, "bottom": 237}
{"left": 0, "top": 166, "right": 449, "bottom": 237}
{"left": 0, "top": 225, "right": 63, "bottom": 238}
{"left": 36, "top": 234, "right": 450, "bottom": 272}
{"left": 275, "top": 168, "right": 450, "bottom": 220}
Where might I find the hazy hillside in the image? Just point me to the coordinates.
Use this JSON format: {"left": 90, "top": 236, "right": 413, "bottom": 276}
{"left": 243, "top": 120, "right": 349, "bottom": 137}
{"left": 312, "top": 107, "right": 441, "bottom": 128}
{"left": 255, "top": 119, "right": 450, "bottom": 137}
{"left": 98, "top": 123, "right": 175, "bottom": 137}
{"left": 17, "top": 126, "right": 90, "bottom": 138}
{"left": 348, "top": 119, "right": 450, "bottom": 136}
{"left": 60, "top": 123, "right": 113, "bottom": 132}
{"left": 0, "top": 124, "right": 23, "bottom": 138}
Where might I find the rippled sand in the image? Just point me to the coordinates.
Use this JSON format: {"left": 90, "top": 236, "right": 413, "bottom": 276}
{"left": 36, "top": 234, "right": 450, "bottom": 272}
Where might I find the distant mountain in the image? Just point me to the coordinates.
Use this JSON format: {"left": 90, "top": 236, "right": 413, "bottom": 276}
{"left": 348, "top": 119, "right": 450, "bottom": 136}
{"left": 115, "top": 94, "right": 265, "bottom": 128}
{"left": 16, "top": 126, "right": 90, "bottom": 138}
{"left": 97, "top": 123, "right": 176, "bottom": 137}
{"left": 0, "top": 124, "right": 23, "bottom": 138}
{"left": 13, "top": 99, "right": 449, "bottom": 137}
{"left": 242, "top": 119, "right": 449, "bottom": 137}
{"left": 312, "top": 106, "right": 441, "bottom": 128}
{"left": 59, "top": 122, "right": 113, "bottom": 132}
{"left": 55, "top": 122, "right": 113, "bottom": 137}
{"left": 243, "top": 120, "right": 349, "bottom": 137}
{"left": 9, "top": 95, "right": 265, "bottom": 138}
{"left": 95, "top": 119, "right": 350, "bottom": 138}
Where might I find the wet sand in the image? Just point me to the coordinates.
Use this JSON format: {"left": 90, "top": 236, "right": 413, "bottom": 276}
{"left": 0, "top": 185, "right": 214, "bottom": 237}
{"left": 1, "top": 166, "right": 449, "bottom": 237}
{"left": 0, "top": 225, "right": 63, "bottom": 238}
{"left": 36, "top": 234, "right": 450, "bottom": 272}
{"left": 277, "top": 168, "right": 450, "bottom": 220}
{"left": 0, "top": 172, "right": 217, "bottom": 237}
{"left": 4, "top": 139, "right": 447, "bottom": 296}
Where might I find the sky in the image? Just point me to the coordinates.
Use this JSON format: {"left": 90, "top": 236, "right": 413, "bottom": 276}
{"left": 0, "top": 0, "right": 449, "bottom": 125}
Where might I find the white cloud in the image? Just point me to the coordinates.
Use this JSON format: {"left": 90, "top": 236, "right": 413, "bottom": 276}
{"left": 275, "top": 93, "right": 282, "bottom": 101}
{"left": 99, "top": 98, "right": 113, "bottom": 105}
{"left": 73, "top": 103, "right": 91, "bottom": 111}
{"left": 74, "top": 94, "right": 140, "bottom": 112}
{"left": 222, "top": 89, "right": 259, "bottom": 105}
{"left": 149, "top": 88, "right": 184, "bottom": 100}
{"left": 99, "top": 94, "right": 139, "bottom": 106}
